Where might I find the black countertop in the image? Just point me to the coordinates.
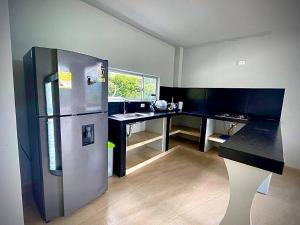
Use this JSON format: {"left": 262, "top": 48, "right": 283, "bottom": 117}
{"left": 109, "top": 111, "right": 254, "bottom": 124}
{"left": 109, "top": 111, "right": 284, "bottom": 174}
{"left": 108, "top": 111, "right": 180, "bottom": 123}
{"left": 219, "top": 120, "right": 284, "bottom": 174}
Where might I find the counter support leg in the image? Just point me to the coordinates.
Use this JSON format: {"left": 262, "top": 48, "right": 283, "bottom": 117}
{"left": 109, "top": 121, "right": 127, "bottom": 177}
{"left": 199, "top": 118, "right": 207, "bottom": 151}
{"left": 221, "top": 159, "right": 271, "bottom": 225}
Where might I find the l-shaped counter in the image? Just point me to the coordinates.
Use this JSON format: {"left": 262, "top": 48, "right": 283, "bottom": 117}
{"left": 109, "top": 87, "right": 285, "bottom": 225}
{"left": 109, "top": 110, "right": 284, "bottom": 177}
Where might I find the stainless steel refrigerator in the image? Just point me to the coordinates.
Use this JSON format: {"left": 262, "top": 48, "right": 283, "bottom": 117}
{"left": 24, "top": 47, "right": 108, "bottom": 222}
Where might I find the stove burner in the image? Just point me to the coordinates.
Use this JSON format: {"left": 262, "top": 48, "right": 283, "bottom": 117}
{"left": 215, "top": 113, "right": 249, "bottom": 121}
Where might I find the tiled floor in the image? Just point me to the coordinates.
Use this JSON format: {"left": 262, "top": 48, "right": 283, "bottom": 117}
{"left": 23, "top": 147, "right": 300, "bottom": 225}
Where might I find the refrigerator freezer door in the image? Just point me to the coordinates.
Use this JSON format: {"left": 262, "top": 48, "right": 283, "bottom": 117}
{"left": 60, "top": 113, "right": 108, "bottom": 215}
{"left": 57, "top": 50, "right": 108, "bottom": 115}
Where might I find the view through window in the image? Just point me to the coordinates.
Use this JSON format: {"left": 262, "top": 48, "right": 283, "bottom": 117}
{"left": 108, "top": 69, "right": 158, "bottom": 101}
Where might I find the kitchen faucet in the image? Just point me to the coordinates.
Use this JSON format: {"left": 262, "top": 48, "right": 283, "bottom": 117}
{"left": 123, "top": 98, "right": 129, "bottom": 114}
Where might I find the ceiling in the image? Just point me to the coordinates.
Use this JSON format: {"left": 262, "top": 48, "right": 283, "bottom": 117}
{"left": 82, "top": 0, "right": 300, "bottom": 47}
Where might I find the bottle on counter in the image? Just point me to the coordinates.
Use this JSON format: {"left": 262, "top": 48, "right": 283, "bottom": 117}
{"left": 167, "top": 97, "right": 176, "bottom": 111}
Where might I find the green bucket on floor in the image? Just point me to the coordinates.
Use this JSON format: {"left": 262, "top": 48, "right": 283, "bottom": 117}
{"left": 108, "top": 141, "right": 115, "bottom": 176}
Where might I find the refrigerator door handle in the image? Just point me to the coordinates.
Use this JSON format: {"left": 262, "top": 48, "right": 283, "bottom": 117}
{"left": 46, "top": 118, "right": 63, "bottom": 176}
{"left": 45, "top": 73, "right": 59, "bottom": 116}
{"left": 45, "top": 74, "right": 63, "bottom": 176}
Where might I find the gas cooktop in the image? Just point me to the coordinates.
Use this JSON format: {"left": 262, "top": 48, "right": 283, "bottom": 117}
{"left": 215, "top": 113, "right": 249, "bottom": 121}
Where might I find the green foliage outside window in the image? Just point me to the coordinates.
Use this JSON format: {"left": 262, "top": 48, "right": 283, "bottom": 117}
{"left": 108, "top": 71, "right": 157, "bottom": 100}
{"left": 144, "top": 76, "right": 157, "bottom": 100}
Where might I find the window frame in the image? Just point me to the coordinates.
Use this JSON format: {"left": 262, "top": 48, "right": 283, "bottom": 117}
{"left": 108, "top": 67, "right": 160, "bottom": 102}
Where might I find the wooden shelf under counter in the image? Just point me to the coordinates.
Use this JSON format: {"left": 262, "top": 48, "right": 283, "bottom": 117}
{"left": 207, "top": 133, "right": 229, "bottom": 144}
{"left": 169, "top": 125, "right": 200, "bottom": 138}
{"left": 125, "top": 145, "right": 179, "bottom": 175}
{"left": 126, "top": 146, "right": 162, "bottom": 169}
{"left": 169, "top": 136, "right": 199, "bottom": 151}
{"left": 126, "top": 131, "right": 163, "bottom": 151}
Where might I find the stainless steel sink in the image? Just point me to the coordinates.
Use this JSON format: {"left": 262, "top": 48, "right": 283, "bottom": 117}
{"left": 134, "top": 112, "right": 154, "bottom": 117}
{"left": 112, "top": 112, "right": 154, "bottom": 119}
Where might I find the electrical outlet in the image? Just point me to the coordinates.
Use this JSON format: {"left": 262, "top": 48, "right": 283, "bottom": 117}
{"left": 237, "top": 60, "right": 246, "bottom": 66}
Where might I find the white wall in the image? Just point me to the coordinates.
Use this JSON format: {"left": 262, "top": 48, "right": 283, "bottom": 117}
{"left": 182, "top": 31, "right": 300, "bottom": 169}
{"left": 0, "top": 0, "right": 24, "bottom": 224}
{"left": 173, "top": 47, "right": 183, "bottom": 87}
{"left": 8, "top": 0, "right": 175, "bottom": 190}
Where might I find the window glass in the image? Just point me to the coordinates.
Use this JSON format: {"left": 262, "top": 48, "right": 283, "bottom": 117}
{"left": 108, "top": 69, "right": 158, "bottom": 101}
{"left": 144, "top": 76, "right": 157, "bottom": 100}
{"left": 108, "top": 71, "right": 142, "bottom": 100}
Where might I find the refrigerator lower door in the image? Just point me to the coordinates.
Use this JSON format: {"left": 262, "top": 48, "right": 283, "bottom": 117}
{"left": 60, "top": 112, "right": 108, "bottom": 215}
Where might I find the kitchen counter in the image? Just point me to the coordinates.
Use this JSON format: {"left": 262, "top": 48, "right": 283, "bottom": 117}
{"left": 108, "top": 112, "right": 204, "bottom": 124}
{"left": 109, "top": 111, "right": 284, "bottom": 176}
{"left": 109, "top": 110, "right": 252, "bottom": 124}
{"left": 108, "top": 111, "right": 180, "bottom": 123}
{"left": 219, "top": 120, "right": 284, "bottom": 174}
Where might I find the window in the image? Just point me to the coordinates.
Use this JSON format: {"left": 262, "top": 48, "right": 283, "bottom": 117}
{"left": 108, "top": 68, "right": 159, "bottom": 101}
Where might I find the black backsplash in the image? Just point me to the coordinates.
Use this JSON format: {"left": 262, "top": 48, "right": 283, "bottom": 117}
{"left": 108, "top": 102, "right": 124, "bottom": 116}
{"left": 108, "top": 101, "right": 151, "bottom": 115}
{"left": 160, "top": 86, "right": 285, "bottom": 120}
